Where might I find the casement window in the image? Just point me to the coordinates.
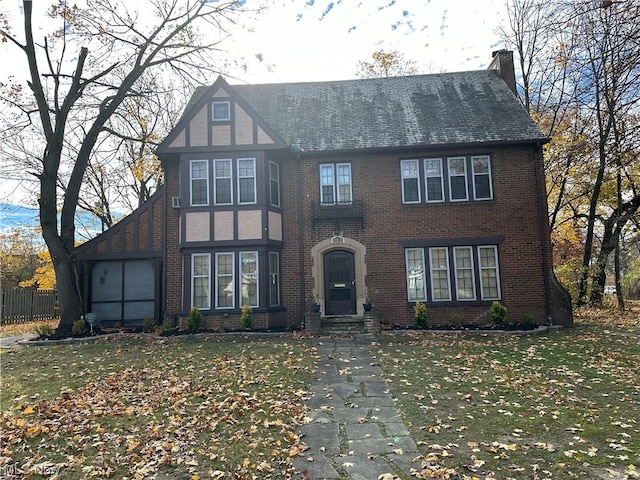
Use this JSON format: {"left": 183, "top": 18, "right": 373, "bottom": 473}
{"left": 454, "top": 247, "right": 476, "bottom": 300}
{"left": 269, "top": 161, "right": 280, "bottom": 207}
{"left": 478, "top": 246, "right": 501, "bottom": 299}
{"left": 405, "top": 245, "right": 501, "bottom": 303}
{"left": 214, "top": 159, "right": 232, "bottom": 205}
{"left": 405, "top": 248, "right": 427, "bottom": 302}
{"left": 212, "top": 101, "right": 230, "bottom": 121}
{"left": 238, "top": 158, "right": 256, "bottom": 204}
{"left": 215, "top": 252, "right": 235, "bottom": 309}
{"left": 269, "top": 252, "right": 280, "bottom": 306}
{"left": 191, "top": 253, "right": 211, "bottom": 309}
{"left": 320, "top": 163, "right": 352, "bottom": 204}
{"left": 190, "top": 160, "right": 209, "bottom": 206}
{"left": 424, "top": 158, "right": 444, "bottom": 202}
{"left": 429, "top": 247, "right": 451, "bottom": 301}
{"left": 240, "top": 251, "right": 258, "bottom": 307}
{"left": 401, "top": 160, "right": 420, "bottom": 203}
{"left": 448, "top": 157, "right": 468, "bottom": 201}
{"left": 472, "top": 155, "right": 493, "bottom": 200}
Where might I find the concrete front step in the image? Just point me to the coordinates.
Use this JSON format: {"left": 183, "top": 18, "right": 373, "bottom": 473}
{"left": 321, "top": 316, "right": 365, "bottom": 333}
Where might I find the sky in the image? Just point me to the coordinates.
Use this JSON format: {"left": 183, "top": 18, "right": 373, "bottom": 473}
{"left": 0, "top": 0, "right": 508, "bottom": 210}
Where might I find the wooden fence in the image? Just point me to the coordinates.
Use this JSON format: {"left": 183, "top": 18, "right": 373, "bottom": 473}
{"left": 1, "top": 289, "right": 58, "bottom": 324}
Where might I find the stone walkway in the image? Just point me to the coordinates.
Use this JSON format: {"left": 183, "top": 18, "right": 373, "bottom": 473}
{"left": 293, "top": 334, "right": 421, "bottom": 479}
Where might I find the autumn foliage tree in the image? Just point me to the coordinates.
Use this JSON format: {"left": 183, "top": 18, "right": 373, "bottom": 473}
{"left": 0, "top": 0, "right": 242, "bottom": 333}
{"left": 356, "top": 49, "right": 418, "bottom": 78}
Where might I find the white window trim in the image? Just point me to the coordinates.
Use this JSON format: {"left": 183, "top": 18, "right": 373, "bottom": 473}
{"left": 405, "top": 248, "right": 427, "bottom": 302}
{"left": 428, "top": 247, "right": 452, "bottom": 301}
{"left": 269, "top": 161, "right": 280, "bottom": 207}
{"left": 336, "top": 163, "right": 353, "bottom": 204}
{"left": 213, "top": 158, "right": 233, "bottom": 206}
{"left": 453, "top": 246, "right": 477, "bottom": 301}
{"left": 448, "top": 157, "right": 469, "bottom": 202}
{"left": 215, "top": 252, "right": 235, "bottom": 310}
{"left": 472, "top": 155, "right": 493, "bottom": 200}
{"left": 237, "top": 158, "right": 257, "bottom": 205}
{"left": 212, "top": 100, "right": 230, "bottom": 121}
{"left": 190, "top": 159, "right": 209, "bottom": 206}
{"left": 191, "top": 253, "right": 211, "bottom": 310}
{"left": 401, "top": 159, "right": 421, "bottom": 204}
{"left": 478, "top": 245, "right": 501, "bottom": 300}
{"left": 320, "top": 164, "right": 336, "bottom": 204}
{"left": 240, "top": 251, "right": 259, "bottom": 308}
{"left": 424, "top": 158, "right": 445, "bottom": 203}
{"left": 269, "top": 252, "right": 280, "bottom": 307}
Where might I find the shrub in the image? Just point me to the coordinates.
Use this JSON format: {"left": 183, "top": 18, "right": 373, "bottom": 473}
{"left": 32, "top": 322, "right": 53, "bottom": 338}
{"left": 186, "top": 307, "right": 203, "bottom": 333}
{"left": 449, "top": 314, "right": 464, "bottom": 328}
{"left": 71, "top": 318, "right": 87, "bottom": 336}
{"left": 241, "top": 305, "right": 253, "bottom": 330}
{"left": 142, "top": 318, "right": 155, "bottom": 333}
{"left": 413, "top": 301, "right": 428, "bottom": 327}
{"left": 489, "top": 301, "right": 507, "bottom": 327}
{"left": 522, "top": 315, "right": 537, "bottom": 327}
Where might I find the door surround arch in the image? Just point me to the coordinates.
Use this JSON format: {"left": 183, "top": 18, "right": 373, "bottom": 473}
{"left": 311, "top": 237, "right": 367, "bottom": 315}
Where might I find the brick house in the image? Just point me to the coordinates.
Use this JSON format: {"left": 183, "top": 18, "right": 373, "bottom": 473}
{"left": 75, "top": 50, "right": 573, "bottom": 331}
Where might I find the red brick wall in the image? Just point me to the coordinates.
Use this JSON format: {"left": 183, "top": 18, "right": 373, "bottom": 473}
{"left": 163, "top": 160, "right": 183, "bottom": 323}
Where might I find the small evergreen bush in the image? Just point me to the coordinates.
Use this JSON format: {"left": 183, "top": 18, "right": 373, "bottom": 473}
{"left": 413, "top": 301, "right": 428, "bottom": 327}
{"left": 186, "top": 307, "right": 203, "bottom": 333}
{"left": 489, "top": 301, "right": 507, "bottom": 327}
{"left": 241, "top": 305, "right": 253, "bottom": 330}
{"left": 32, "top": 322, "right": 53, "bottom": 338}
{"left": 71, "top": 318, "right": 87, "bottom": 336}
{"left": 142, "top": 318, "right": 155, "bottom": 333}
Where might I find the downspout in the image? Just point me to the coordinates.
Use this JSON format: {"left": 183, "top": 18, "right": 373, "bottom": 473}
{"left": 533, "top": 142, "right": 552, "bottom": 325}
{"left": 296, "top": 151, "right": 306, "bottom": 326}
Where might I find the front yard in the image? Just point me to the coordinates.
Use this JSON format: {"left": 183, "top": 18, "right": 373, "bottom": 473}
{"left": 1, "top": 302, "right": 638, "bottom": 479}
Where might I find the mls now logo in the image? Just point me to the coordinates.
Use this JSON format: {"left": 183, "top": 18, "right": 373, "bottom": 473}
{"left": 0, "top": 463, "right": 62, "bottom": 477}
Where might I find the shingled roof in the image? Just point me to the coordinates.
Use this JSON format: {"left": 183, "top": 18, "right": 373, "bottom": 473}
{"left": 189, "top": 69, "right": 547, "bottom": 153}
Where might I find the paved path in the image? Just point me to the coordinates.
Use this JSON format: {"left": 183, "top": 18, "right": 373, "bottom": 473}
{"left": 293, "top": 335, "right": 421, "bottom": 479}
{"left": 0, "top": 334, "right": 36, "bottom": 348}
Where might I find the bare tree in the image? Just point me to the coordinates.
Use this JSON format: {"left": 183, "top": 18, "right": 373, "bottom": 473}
{"left": 356, "top": 49, "right": 419, "bottom": 78}
{"left": 0, "top": 0, "right": 242, "bottom": 333}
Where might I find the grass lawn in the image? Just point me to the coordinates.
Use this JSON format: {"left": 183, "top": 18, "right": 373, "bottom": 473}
{"left": 1, "top": 301, "right": 638, "bottom": 479}
{"left": 373, "top": 301, "right": 640, "bottom": 479}
{"left": 0, "top": 335, "right": 315, "bottom": 479}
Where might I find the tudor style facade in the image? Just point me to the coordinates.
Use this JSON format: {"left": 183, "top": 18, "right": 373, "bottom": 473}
{"left": 76, "top": 51, "right": 573, "bottom": 330}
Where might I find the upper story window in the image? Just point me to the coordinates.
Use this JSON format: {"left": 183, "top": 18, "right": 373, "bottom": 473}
{"left": 401, "top": 160, "right": 420, "bottom": 203}
{"left": 190, "top": 160, "right": 209, "bottom": 206}
{"left": 401, "top": 155, "right": 493, "bottom": 205}
{"left": 238, "top": 158, "right": 256, "bottom": 204}
{"left": 214, "top": 159, "right": 232, "bottom": 205}
{"left": 320, "top": 163, "right": 352, "bottom": 204}
{"left": 212, "top": 101, "right": 230, "bottom": 121}
{"left": 269, "top": 161, "right": 280, "bottom": 207}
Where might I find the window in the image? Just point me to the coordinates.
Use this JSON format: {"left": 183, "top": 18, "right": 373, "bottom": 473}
{"left": 424, "top": 158, "right": 444, "bottom": 202}
{"left": 405, "top": 245, "right": 501, "bottom": 303}
{"left": 190, "top": 160, "right": 209, "bottom": 206}
{"left": 240, "top": 251, "right": 258, "bottom": 307}
{"left": 212, "top": 101, "right": 230, "bottom": 121}
{"left": 454, "top": 247, "right": 476, "bottom": 300}
{"left": 472, "top": 156, "right": 493, "bottom": 200}
{"left": 401, "top": 160, "right": 420, "bottom": 203}
{"left": 479, "top": 246, "right": 500, "bottom": 299}
{"left": 214, "top": 159, "right": 232, "bottom": 205}
{"left": 448, "top": 157, "right": 468, "bottom": 201}
{"left": 269, "top": 252, "right": 280, "bottom": 306}
{"left": 320, "top": 163, "right": 352, "bottom": 204}
{"left": 215, "top": 253, "right": 234, "bottom": 309}
{"left": 238, "top": 158, "right": 256, "bottom": 204}
{"left": 405, "top": 248, "right": 427, "bottom": 301}
{"left": 192, "top": 253, "right": 210, "bottom": 309}
{"left": 429, "top": 247, "right": 451, "bottom": 301}
{"left": 269, "top": 161, "right": 280, "bottom": 207}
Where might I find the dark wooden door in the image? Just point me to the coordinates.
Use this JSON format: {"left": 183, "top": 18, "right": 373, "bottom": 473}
{"left": 324, "top": 250, "right": 355, "bottom": 315}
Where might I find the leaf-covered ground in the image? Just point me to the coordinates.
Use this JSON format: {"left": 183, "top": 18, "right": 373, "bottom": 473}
{"left": 0, "top": 335, "right": 315, "bottom": 479}
{"left": 373, "top": 301, "right": 640, "bottom": 479}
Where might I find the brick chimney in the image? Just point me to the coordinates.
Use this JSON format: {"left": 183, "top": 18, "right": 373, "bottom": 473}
{"left": 488, "top": 50, "right": 517, "bottom": 95}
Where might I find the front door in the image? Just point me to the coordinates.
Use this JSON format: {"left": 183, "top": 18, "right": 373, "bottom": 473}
{"left": 324, "top": 250, "right": 355, "bottom": 315}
